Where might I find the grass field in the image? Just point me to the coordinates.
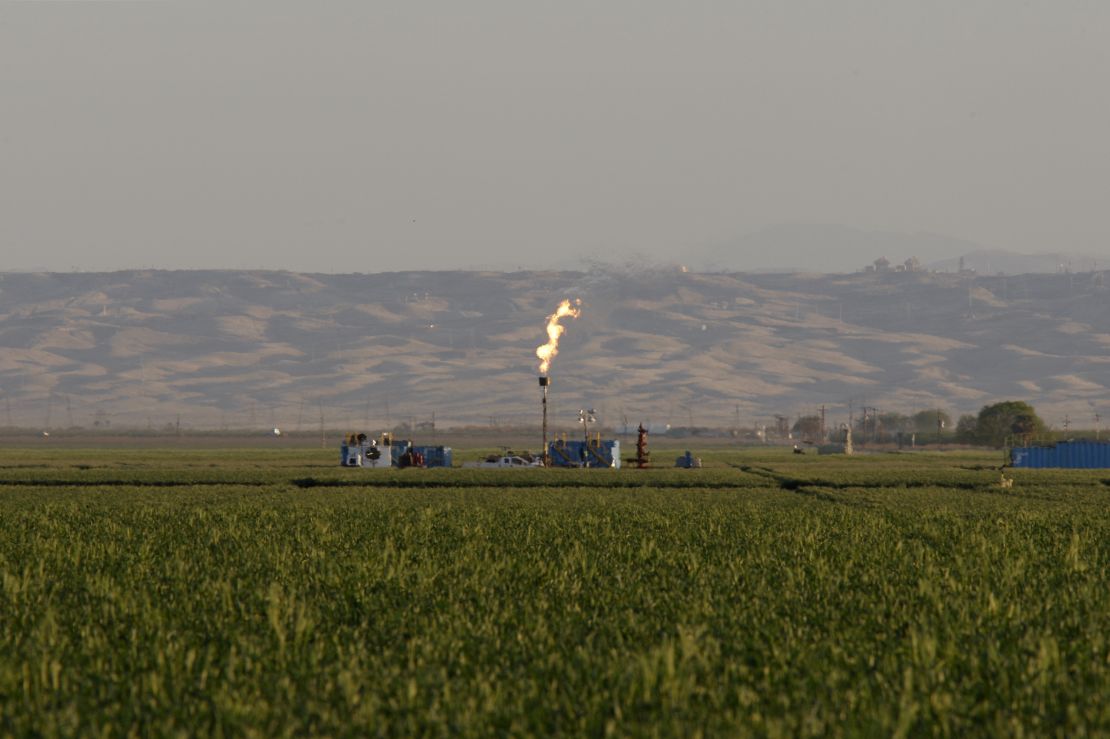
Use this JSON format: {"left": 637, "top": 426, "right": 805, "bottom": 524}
{"left": 1, "top": 446, "right": 1108, "bottom": 736}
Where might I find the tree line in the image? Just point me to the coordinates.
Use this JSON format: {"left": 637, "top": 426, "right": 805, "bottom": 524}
{"left": 793, "top": 401, "right": 1049, "bottom": 447}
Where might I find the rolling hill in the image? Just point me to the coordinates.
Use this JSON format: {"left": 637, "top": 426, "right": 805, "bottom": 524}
{"left": 0, "top": 268, "right": 1107, "bottom": 432}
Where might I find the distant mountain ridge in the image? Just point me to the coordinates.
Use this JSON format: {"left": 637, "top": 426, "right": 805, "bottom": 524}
{"left": 698, "top": 224, "right": 1101, "bottom": 275}
{"left": 0, "top": 268, "right": 1107, "bottom": 431}
{"left": 926, "top": 250, "right": 1103, "bottom": 275}
{"left": 697, "top": 224, "right": 980, "bottom": 273}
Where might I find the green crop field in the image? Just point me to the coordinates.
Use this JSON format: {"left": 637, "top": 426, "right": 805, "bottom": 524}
{"left": 1, "top": 446, "right": 1108, "bottom": 736}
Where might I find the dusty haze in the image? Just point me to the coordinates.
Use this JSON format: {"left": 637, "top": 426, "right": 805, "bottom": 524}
{"left": 2, "top": 2, "right": 1109, "bottom": 272}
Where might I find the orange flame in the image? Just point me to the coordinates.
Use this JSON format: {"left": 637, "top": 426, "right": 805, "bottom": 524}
{"left": 536, "top": 299, "right": 581, "bottom": 374}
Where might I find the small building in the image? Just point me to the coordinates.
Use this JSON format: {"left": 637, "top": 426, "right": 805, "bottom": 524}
{"left": 1010, "top": 440, "right": 1110, "bottom": 469}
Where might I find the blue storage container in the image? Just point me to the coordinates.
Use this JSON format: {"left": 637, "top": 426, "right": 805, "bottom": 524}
{"left": 547, "top": 439, "right": 621, "bottom": 468}
{"left": 390, "top": 443, "right": 453, "bottom": 467}
{"left": 1010, "top": 440, "right": 1110, "bottom": 468}
{"left": 413, "top": 445, "right": 453, "bottom": 468}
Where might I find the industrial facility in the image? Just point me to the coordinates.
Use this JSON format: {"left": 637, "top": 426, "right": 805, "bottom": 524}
{"left": 340, "top": 433, "right": 453, "bottom": 469}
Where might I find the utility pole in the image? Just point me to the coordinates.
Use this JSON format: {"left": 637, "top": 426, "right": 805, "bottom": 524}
{"left": 774, "top": 415, "right": 789, "bottom": 440}
{"left": 861, "top": 406, "right": 878, "bottom": 444}
{"left": 819, "top": 405, "right": 826, "bottom": 442}
{"left": 1063, "top": 415, "right": 1070, "bottom": 435}
{"left": 1096, "top": 413, "right": 1102, "bottom": 441}
{"left": 578, "top": 408, "right": 597, "bottom": 466}
{"left": 936, "top": 407, "right": 943, "bottom": 444}
{"left": 579, "top": 408, "right": 596, "bottom": 444}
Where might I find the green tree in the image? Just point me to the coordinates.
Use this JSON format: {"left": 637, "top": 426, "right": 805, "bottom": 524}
{"left": 975, "top": 401, "right": 1046, "bottom": 446}
{"left": 852, "top": 412, "right": 909, "bottom": 443}
{"left": 877, "top": 412, "right": 911, "bottom": 433}
{"left": 792, "top": 415, "right": 823, "bottom": 441}
{"left": 955, "top": 414, "right": 978, "bottom": 443}
{"left": 911, "top": 409, "right": 951, "bottom": 434}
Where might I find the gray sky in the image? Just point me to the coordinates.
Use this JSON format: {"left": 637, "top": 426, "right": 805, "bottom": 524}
{"left": 2, "top": 1, "right": 1108, "bottom": 272}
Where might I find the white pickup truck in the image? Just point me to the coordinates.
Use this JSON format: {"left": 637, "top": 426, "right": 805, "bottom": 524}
{"left": 463, "top": 454, "right": 544, "bottom": 469}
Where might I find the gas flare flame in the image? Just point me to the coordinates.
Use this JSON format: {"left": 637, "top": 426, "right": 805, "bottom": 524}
{"left": 536, "top": 299, "right": 581, "bottom": 374}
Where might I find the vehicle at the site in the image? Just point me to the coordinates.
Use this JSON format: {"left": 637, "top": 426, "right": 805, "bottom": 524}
{"left": 463, "top": 453, "right": 544, "bottom": 469}
{"left": 340, "top": 434, "right": 622, "bottom": 470}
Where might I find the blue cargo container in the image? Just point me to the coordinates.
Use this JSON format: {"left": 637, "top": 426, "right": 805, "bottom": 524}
{"left": 1010, "top": 440, "right": 1110, "bottom": 468}
{"left": 389, "top": 443, "right": 452, "bottom": 468}
{"left": 547, "top": 439, "right": 621, "bottom": 468}
{"left": 413, "top": 445, "right": 452, "bottom": 468}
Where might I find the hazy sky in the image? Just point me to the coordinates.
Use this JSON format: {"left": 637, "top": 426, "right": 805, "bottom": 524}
{"left": 2, "top": 1, "right": 1108, "bottom": 272}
